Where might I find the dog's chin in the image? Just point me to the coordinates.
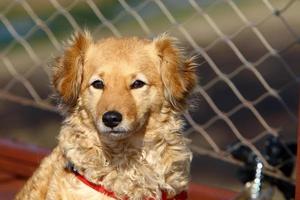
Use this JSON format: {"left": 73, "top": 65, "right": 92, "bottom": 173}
{"left": 101, "top": 130, "right": 132, "bottom": 140}
{"left": 96, "top": 124, "right": 133, "bottom": 140}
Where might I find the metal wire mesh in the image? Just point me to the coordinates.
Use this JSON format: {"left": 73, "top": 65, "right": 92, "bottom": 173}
{"left": 1, "top": 0, "right": 299, "bottom": 190}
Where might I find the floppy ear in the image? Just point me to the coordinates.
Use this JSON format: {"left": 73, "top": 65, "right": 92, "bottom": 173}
{"left": 52, "top": 31, "right": 92, "bottom": 107}
{"left": 153, "top": 34, "right": 197, "bottom": 111}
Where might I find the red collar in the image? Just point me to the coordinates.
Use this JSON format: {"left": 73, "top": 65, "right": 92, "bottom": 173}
{"left": 73, "top": 170, "right": 187, "bottom": 200}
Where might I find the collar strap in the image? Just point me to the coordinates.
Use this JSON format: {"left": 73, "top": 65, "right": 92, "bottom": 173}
{"left": 70, "top": 167, "right": 187, "bottom": 200}
{"left": 74, "top": 170, "right": 118, "bottom": 199}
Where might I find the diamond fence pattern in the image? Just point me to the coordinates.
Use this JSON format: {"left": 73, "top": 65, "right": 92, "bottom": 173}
{"left": 0, "top": 0, "right": 299, "bottom": 188}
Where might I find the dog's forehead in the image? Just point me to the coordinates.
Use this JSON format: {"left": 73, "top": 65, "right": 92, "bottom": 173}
{"left": 86, "top": 37, "right": 155, "bottom": 70}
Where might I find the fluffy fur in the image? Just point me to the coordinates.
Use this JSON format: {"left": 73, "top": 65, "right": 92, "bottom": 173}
{"left": 15, "top": 32, "right": 197, "bottom": 200}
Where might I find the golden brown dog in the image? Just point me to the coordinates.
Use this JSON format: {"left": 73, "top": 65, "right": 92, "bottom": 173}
{"left": 15, "top": 31, "right": 197, "bottom": 200}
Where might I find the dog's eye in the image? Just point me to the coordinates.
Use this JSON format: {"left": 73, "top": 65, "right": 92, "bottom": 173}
{"left": 131, "top": 80, "right": 146, "bottom": 89}
{"left": 91, "top": 80, "right": 104, "bottom": 89}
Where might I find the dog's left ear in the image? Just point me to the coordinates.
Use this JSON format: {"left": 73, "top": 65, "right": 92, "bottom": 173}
{"left": 52, "top": 31, "right": 93, "bottom": 108}
{"left": 153, "top": 34, "right": 197, "bottom": 111}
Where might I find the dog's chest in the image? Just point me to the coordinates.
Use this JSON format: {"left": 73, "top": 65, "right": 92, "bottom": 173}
{"left": 60, "top": 175, "right": 115, "bottom": 200}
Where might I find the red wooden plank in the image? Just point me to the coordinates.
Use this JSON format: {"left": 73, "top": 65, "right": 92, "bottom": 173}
{"left": 0, "top": 191, "right": 16, "bottom": 200}
{"left": 0, "top": 179, "right": 25, "bottom": 200}
{"left": 0, "top": 172, "right": 14, "bottom": 182}
{"left": 0, "top": 139, "right": 49, "bottom": 166}
{"left": 0, "top": 179, "right": 25, "bottom": 190}
{"left": 0, "top": 157, "right": 37, "bottom": 177}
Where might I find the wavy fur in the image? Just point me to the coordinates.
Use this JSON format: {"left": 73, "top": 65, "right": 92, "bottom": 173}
{"left": 15, "top": 32, "right": 197, "bottom": 200}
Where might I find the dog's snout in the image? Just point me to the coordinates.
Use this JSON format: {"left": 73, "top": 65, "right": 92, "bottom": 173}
{"left": 102, "top": 111, "right": 122, "bottom": 128}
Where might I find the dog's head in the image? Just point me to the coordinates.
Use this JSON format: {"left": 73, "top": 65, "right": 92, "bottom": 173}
{"left": 53, "top": 32, "right": 197, "bottom": 140}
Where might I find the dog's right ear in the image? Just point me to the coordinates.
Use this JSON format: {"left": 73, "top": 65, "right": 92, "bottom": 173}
{"left": 52, "top": 31, "right": 93, "bottom": 107}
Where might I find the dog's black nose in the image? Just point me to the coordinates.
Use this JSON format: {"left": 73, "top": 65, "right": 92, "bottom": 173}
{"left": 102, "top": 111, "right": 122, "bottom": 128}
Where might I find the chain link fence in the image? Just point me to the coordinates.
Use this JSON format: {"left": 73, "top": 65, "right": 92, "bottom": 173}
{"left": 1, "top": 0, "right": 299, "bottom": 196}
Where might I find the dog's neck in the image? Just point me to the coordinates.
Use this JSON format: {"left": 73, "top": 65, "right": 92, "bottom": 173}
{"left": 58, "top": 105, "right": 191, "bottom": 199}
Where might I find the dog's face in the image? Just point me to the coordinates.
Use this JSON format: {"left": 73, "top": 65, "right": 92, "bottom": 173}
{"left": 80, "top": 38, "right": 164, "bottom": 139}
{"left": 53, "top": 32, "right": 196, "bottom": 140}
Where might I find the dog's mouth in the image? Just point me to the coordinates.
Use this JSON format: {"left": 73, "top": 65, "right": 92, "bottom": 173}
{"left": 106, "top": 129, "right": 129, "bottom": 135}
{"left": 103, "top": 130, "right": 132, "bottom": 140}
{"left": 109, "top": 130, "right": 126, "bottom": 134}
{"left": 97, "top": 124, "right": 132, "bottom": 139}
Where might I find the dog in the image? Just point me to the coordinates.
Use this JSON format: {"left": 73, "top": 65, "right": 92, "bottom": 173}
{"left": 15, "top": 31, "right": 197, "bottom": 200}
